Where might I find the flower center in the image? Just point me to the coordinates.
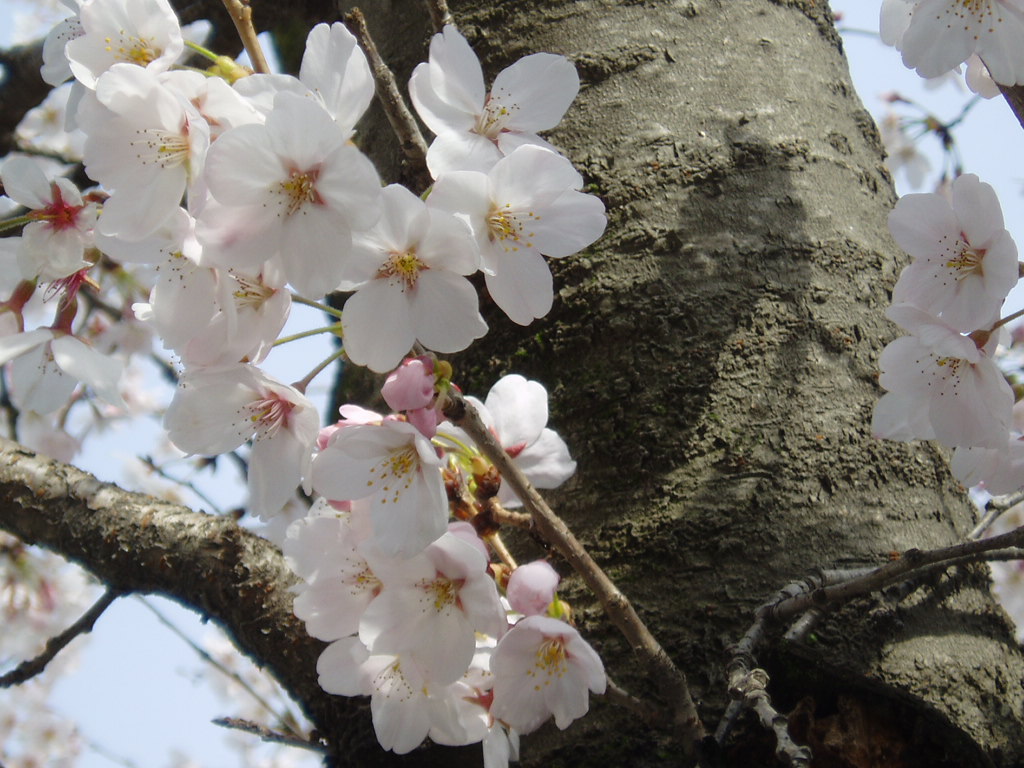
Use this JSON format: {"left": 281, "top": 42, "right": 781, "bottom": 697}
{"left": 130, "top": 123, "right": 191, "bottom": 170}
{"left": 474, "top": 93, "right": 517, "bottom": 140}
{"left": 278, "top": 167, "right": 323, "bottom": 216}
{"left": 368, "top": 446, "right": 419, "bottom": 505}
{"left": 104, "top": 33, "right": 160, "bottom": 66}
{"left": 945, "top": 243, "right": 986, "bottom": 280}
{"left": 29, "top": 183, "right": 86, "bottom": 232}
{"left": 417, "top": 576, "right": 461, "bottom": 612}
{"left": 527, "top": 638, "right": 567, "bottom": 689}
{"left": 487, "top": 204, "right": 540, "bottom": 253}
{"left": 231, "top": 271, "right": 276, "bottom": 311}
{"left": 244, "top": 392, "right": 294, "bottom": 440}
{"left": 378, "top": 249, "right": 426, "bottom": 289}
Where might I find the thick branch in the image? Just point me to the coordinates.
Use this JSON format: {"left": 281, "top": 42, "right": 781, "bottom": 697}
{"left": 0, "top": 437, "right": 405, "bottom": 765}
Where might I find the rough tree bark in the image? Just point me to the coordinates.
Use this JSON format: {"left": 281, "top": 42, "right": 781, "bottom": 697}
{"left": 1, "top": 1, "right": 1023, "bottom": 766}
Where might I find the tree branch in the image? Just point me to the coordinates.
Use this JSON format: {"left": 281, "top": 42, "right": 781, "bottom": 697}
{"left": 0, "top": 588, "right": 121, "bottom": 687}
{"left": 0, "top": 437, "right": 394, "bottom": 764}
{"left": 442, "top": 389, "right": 706, "bottom": 748}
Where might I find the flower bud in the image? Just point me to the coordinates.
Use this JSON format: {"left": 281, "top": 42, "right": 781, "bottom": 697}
{"left": 507, "top": 560, "right": 560, "bottom": 616}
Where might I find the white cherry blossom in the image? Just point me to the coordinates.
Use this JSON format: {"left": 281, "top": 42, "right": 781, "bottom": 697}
{"left": 311, "top": 418, "right": 448, "bottom": 557}
{"left": 409, "top": 24, "right": 579, "bottom": 175}
{"left": 889, "top": 173, "right": 1017, "bottom": 332}
{"left": 165, "top": 363, "right": 319, "bottom": 519}
{"left": 198, "top": 91, "right": 381, "bottom": 298}
{"left": 490, "top": 615, "right": 605, "bottom": 734}
{"left": 881, "top": 0, "right": 1024, "bottom": 85}
{"left": 339, "top": 183, "right": 487, "bottom": 372}
{"left": 871, "top": 304, "right": 1013, "bottom": 449}
{"left": 429, "top": 145, "right": 605, "bottom": 325}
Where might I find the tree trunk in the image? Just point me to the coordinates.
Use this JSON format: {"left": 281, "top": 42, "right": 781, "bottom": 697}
{"left": 2, "top": 0, "right": 1023, "bottom": 766}
{"left": 349, "top": 0, "right": 1024, "bottom": 765}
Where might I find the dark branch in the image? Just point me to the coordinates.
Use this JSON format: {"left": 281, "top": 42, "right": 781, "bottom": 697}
{"left": 0, "top": 588, "right": 121, "bottom": 687}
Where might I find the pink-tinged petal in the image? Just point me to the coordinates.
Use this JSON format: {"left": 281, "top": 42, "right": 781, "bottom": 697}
{"left": 164, "top": 367, "right": 258, "bottom": 455}
{"left": 265, "top": 92, "right": 347, "bottom": 170}
{"left": 484, "top": 249, "right": 553, "bottom": 325}
{"left": 490, "top": 145, "right": 583, "bottom": 207}
{"left": 900, "top": 3, "right": 977, "bottom": 78}
{"left": 205, "top": 124, "right": 287, "bottom": 205}
{"left": 872, "top": 391, "right": 935, "bottom": 442}
{"left": 375, "top": 184, "right": 431, "bottom": 251}
{"left": 294, "top": 577, "right": 367, "bottom": 639}
{"left": 97, "top": 171, "right": 184, "bottom": 240}
{"left": 50, "top": 335, "right": 125, "bottom": 408}
{"left": 342, "top": 281, "right": 416, "bottom": 372}
{"left": 426, "top": 130, "right": 502, "bottom": 176}
{"left": 315, "top": 143, "right": 383, "bottom": 226}
{"left": 530, "top": 190, "right": 606, "bottom": 258}
{"left": 1, "top": 155, "right": 51, "bottom": 209}
{"left": 506, "top": 560, "right": 559, "bottom": 616}
{"left": 408, "top": 63, "right": 476, "bottom": 136}
{"left": 887, "top": 192, "right": 960, "bottom": 260}
{"left": 427, "top": 171, "right": 492, "bottom": 246}
{"left": 9, "top": 344, "right": 77, "bottom": 414}
{"left": 486, "top": 374, "right": 548, "bottom": 449}
{"left": 411, "top": 271, "right": 487, "bottom": 353}
{"left": 420, "top": 209, "right": 479, "bottom": 274}
{"left": 279, "top": 206, "right": 353, "bottom": 297}
{"left": 248, "top": 428, "right": 306, "bottom": 518}
{"left": 952, "top": 173, "right": 1004, "bottom": 245}
{"left": 512, "top": 428, "right": 576, "bottom": 489}
{"left": 372, "top": 685, "right": 432, "bottom": 754}
{"left": 490, "top": 53, "right": 579, "bottom": 132}
{"left": 300, "top": 22, "right": 373, "bottom": 135}
{"left": 0, "top": 329, "right": 53, "bottom": 365}
{"left": 427, "top": 26, "right": 486, "bottom": 118}
{"left": 317, "top": 637, "right": 373, "bottom": 696}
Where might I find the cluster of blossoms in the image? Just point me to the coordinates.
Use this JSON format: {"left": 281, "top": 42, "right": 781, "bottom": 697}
{"left": 0, "top": 0, "right": 609, "bottom": 761}
{"left": 290, "top": 364, "right": 603, "bottom": 758}
{"left": 881, "top": 0, "right": 1024, "bottom": 90}
{"left": 872, "top": 173, "right": 1024, "bottom": 493}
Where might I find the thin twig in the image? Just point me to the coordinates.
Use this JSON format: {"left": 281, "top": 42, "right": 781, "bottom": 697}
{"left": 344, "top": 8, "right": 431, "bottom": 187}
{"left": 442, "top": 389, "right": 705, "bottom": 747}
{"left": 425, "top": 0, "right": 454, "bottom": 32}
{"left": 136, "top": 596, "right": 301, "bottom": 737}
{"left": 221, "top": 0, "right": 270, "bottom": 74}
{"left": 213, "top": 717, "right": 327, "bottom": 753}
{"left": 969, "top": 488, "right": 1024, "bottom": 539}
{"left": 0, "top": 589, "right": 121, "bottom": 687}
{"left": 604, "top": 676, "right": 664, "bottom": 725}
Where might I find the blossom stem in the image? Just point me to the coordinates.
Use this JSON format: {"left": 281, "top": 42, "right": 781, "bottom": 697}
{"left": 989, "top": 306, "right": 1024, "bottom": 331}
{"left": 0, "top": 215, "right": 33, "bottom": 233}
{"left": 220, "top": 0, "right": 270, "bottom": 74}
{"left": 272, "top": 324, "right": 343, "bottom": 347}
{"left": 290, "top": 294, "right": 344, "bottom": 319}
{"left": 442, "top": 388, "right": 706, "bottom": 748}
{"left": 292, "top": 348, "right": 346, "bottom": 395}
{"left": 484, "top": 532, "right": 517, "bottom": 569}
{"left": 184, "top": 39, "right": 221, "bottom": 64}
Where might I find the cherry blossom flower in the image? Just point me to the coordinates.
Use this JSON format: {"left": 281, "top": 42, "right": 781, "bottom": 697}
{"left": 506, "top": 560, "right": 560, "bottom": 617}
{"left": 889, "top": 173, "right": 1017, "bottom": 332}
{"left": 0, "top": 327, "right": 125, "bottom": 414}
{"left": 198, "top": 91, "right": 381, "bottom": 298}
{"left": 64, "top": 0, "right": 184, "bottom": 89}
{"left": 15, "top": 83, "right": 87, "bottom": 159}
{"left": 879, "top": 112, "right": 930, "bottom": 190}
{"left": 0, "top": 155, "right": 96, "bottom": 281}
{"left": 439, "top": 373, "right": 576, "bottom": 507}
{"left": 490, "top": 615, "right": 605, "bottom": 734}
{"left": 881, "top": 0, "right": 1024, "bottom": 85}
{"left": 429, "top": 145, "right": 605, "bottom": 325}
{"left": 871, "top": 304, "right": 1013, "bottom": 449}
{"left": 358, "top": 533, "right": 506, "bottom": 685}
{"left": 951, "top": 440, "right": 1024, "bottom": 494}
{"left": 165, "top": 363, "right": 319, "bottom": 519}
{"left": 409, "top": 25, "right": 580, "bottom": 176}
{"left": 339, "top": 183, "right": 487, "bottom": 371}
{"left": 77, "top": 64, "right": 210, "bottom": 240}
{"left": 311, "top": 418, "right": 448, "bottom": 557}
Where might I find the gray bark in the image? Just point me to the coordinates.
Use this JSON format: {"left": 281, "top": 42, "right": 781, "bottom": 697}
{"left": 1, "top": 1, "right": 1023, "bottom": 766}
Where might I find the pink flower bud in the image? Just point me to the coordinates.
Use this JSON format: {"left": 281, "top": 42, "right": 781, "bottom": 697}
{"left": 407, "top": 406, "right": 441, "bottom": 439}
{"left": 506, "top": 560, "right": 560, "bottom": 616}
{"left": 382, "top": 356, "right": 435, "bottom": 412}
